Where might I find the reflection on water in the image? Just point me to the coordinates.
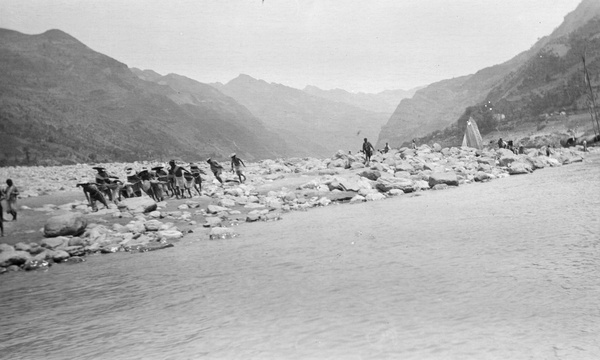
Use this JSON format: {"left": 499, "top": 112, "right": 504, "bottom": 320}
{"left": 1, "top": 154, "right": 599, "bottom": 359}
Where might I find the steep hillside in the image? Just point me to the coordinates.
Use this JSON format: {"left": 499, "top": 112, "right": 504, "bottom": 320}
{"left": 213, "top": 75, "right": 390, "bottom": 156}
{"left": 0, "top": 29, "right": 290, "bottom": 165}
{"left": 377, "top": 0, "right": 600, "bottom": 149}
{"left": 302, "top": 85, "right": 419, "bottom": 114}
{"left": 413, "top": 0, "right": 600, "bottom": 148}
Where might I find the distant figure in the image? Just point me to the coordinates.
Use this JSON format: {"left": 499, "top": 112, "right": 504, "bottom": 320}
{"left": 546, "top": 145, "right": 551, "bottom": 157}
{"left": 518, "top": 144, "right": 524, "bottom": 154}
{"left": 230, "top": 153, "right": 247, "bottom": 184}
{"left": 77, "top": 183, "right": 109, "bottom": 212}
{"left": 583, "top": 140, "right": 588, "bottom": 152}
{"left": 411, "top": 139, "right": 417, "bottom": 150}
{"left": 0, "top": 187, "right": 4, "bottom": 236}
{"left": 498, "top": 138, "right": 506, "bottom": 149}
{"left": 207, "top": 158, "right": 224, "bottom": 185}
{"left": 383, "top": 142, "right": 391, "bottom": 153}
{"left": 5, "top": 179, "right": 19, "bottom": 221}
{"left": 362, "top": 138, "right": 375, "bottom": 165}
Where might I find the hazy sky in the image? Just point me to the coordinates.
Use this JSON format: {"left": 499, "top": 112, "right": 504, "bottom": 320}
{"left": 1, "top": 0, "right": 582, "bottom": 93}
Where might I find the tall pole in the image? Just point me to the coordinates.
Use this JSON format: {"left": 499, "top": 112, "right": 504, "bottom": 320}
{"left": 582, "top": 55, "right": 600, "bottom": 135}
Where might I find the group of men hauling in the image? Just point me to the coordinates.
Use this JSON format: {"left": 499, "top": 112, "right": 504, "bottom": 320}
{"left": 78, "top": 154, "right": 246, "bottom": 211}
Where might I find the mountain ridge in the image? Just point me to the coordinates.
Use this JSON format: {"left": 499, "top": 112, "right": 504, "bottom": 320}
{"left": 0, "top": 29, "right": 291, "bottom": 165}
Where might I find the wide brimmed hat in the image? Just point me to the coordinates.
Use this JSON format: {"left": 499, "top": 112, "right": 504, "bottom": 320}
{"left": 125, "top": 167, "right": 136, "bottom": 176}
{"left": 206, "top": 158, "right": 211, "bottom": 162}
{"left": 151, "top": 166, "right": 164, "bottom": 171}
{"left": 230, "top": 153, "right": 236, "bottom": 158}
{"left": 92, "top": 166, "right": 105, "bottom": 171}
{"left": 189, "top": 163, "right": 199, "bottom": 169}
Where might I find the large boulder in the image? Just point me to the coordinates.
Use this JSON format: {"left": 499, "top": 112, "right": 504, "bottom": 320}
{"left": 508, "top": 162, "right": 532, "bottom": 175}
{"left": 375, "top": 177, "right": 415, "bottom": 193}
{"left": 428, "top": 172, "right": 459, "bottom": 187}
{"left": 44, "top": 213, "right": 87, "bottom": 238}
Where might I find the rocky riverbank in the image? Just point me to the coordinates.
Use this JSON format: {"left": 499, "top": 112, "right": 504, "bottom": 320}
{"left": 0, "top": 144, "right": 593, "bottom": 274}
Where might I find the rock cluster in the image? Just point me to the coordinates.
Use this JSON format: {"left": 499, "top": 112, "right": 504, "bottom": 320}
{"left": 0, "top": 144, "right": 591, "bottom": 275}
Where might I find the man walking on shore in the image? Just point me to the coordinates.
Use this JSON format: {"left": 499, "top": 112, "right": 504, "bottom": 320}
{"left": 230, "top": 153, "right": 247, "bottom": 184}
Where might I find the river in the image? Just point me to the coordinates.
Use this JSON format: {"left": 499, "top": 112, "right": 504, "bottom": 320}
{"left": 1, "top": 153, "right": 599, "bottom": 360}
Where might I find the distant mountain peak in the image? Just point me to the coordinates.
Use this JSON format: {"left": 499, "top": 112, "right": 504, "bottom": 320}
{"left": 39, "top": 29, "right": 79, "bottom": 42}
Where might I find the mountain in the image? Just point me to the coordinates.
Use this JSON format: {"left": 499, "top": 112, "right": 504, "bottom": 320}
{"left": 0, "top": 29, "right": 291, "bottom": 165}
{"left": 302, "top": 85, "right": 420, "bottom": 114}
{"left": 212, "top": 75, "right": 390, "bottom": 157}
{"left": 377, "top": 0, "right": 600, "bottom": 149}
{"left": 409, "top": 0, "right": 600, "bottom": 147}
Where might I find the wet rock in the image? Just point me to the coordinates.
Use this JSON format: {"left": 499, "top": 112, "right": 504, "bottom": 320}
{"left": 52, "top": 250, "right": 71, "bottom": 263}
{"left": 44, "top": 213, "right": 87, "bottom": 237}
{"left": 63, "top": 256, "right": 86, "bottom": 264}
{"left": 428, "top": 172, "right": 459, "bottom": 187}
{"left": 7, "top": 265, "right": 22, "bottom": 272}
{"left": 23, "top": 259, "right": 51, "bottom": 271}
{"left": 209, "top": 227, "right": 238, "bottom": 240}
{"left": 0, "top": 251, "right": 32, "bottom": 267}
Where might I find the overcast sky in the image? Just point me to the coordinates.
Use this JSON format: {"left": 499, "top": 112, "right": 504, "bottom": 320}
{"left": 1, "top": 0, "right": 582, "bottom": 93}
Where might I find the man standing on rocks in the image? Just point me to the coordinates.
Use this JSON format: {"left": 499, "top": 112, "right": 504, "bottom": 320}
{"left": 362, "top": 138, "right": 375, "bottom": 165}
{"left": 5, "top": 179, "right": 19, "bottom": 221}
{"left": 207, "top": 158, "right": 224, "bottom": 185}
{"left": 230, "top": 153, "right": 247, "bottom": 184}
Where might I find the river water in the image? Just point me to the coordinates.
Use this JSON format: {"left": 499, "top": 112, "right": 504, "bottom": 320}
{"left": 1, "top": 154, "right": 599, "bottom": 360}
